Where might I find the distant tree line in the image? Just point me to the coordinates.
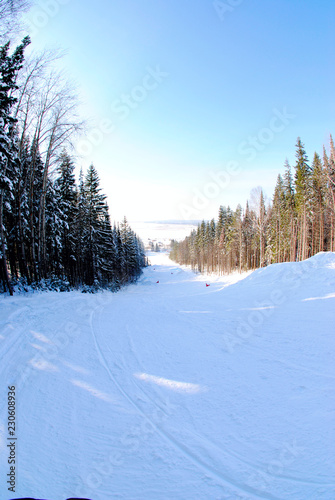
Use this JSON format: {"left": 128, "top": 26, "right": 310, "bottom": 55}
{"left": 149, "top": 241, "right": 161, "bottom": 252}
{"left": 170, "top": 137, "right": 335, "bottom": 274}
{"left": 0, "top": 36, "right": 146, "bottom": 295}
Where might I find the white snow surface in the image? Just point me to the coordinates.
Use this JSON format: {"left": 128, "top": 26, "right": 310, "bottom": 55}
{"left": 0, "top": 252, "right": 335, "bottom": 500}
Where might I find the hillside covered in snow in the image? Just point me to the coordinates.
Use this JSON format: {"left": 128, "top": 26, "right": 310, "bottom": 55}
{"left": 0, "top": 252, "right": 334, "bottom": 500}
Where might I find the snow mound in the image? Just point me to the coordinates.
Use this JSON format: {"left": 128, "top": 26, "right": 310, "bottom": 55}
{"left": 242, "top": 251, "right": 335, "bottom": 287}
{"left": 306, "top": 251, "right": 335, "bottom": 268}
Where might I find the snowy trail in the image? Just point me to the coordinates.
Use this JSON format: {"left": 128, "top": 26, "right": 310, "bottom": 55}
{"left": 0, "top": 252, "right": 335, "bottom": 500}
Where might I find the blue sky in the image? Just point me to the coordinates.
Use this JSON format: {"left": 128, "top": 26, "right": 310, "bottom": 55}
{"left": 22, "top": 0, "right": 334, "bottom": 221}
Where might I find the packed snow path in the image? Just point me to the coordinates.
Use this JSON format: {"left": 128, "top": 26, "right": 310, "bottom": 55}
{"left": 1, "top": 252, "right": 335, "bottom": 500}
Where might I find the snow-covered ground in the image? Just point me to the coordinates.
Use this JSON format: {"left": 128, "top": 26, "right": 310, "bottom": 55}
{"left": 1, "top": 252, "right": 335, "bottom": 500}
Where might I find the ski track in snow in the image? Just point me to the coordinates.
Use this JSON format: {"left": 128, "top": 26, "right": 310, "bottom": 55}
{"left": 0, "top": 251, "right": 335, "bottom": 500}
{"left": 89, "top": 300, "right": 279, "bottom": 500}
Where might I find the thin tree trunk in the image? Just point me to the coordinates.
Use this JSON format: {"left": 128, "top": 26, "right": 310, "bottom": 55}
{"left": 0, "top": 191, "right": 13, "bottom": 295}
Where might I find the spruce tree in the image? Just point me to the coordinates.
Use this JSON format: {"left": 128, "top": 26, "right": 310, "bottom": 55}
{"left": 96, "top": 203, "right": 115, "bottom": 285}
{"left": 268, "top": 175, "right": 285, "bottom": 263}
{"left": 294, "top": 138, "right": 312, "bottom": 260}
{"left": 282, "top": 160, "right": 296, "bottom": 260}
{"left": 28, "top": 140, "right": 44, "bottom": 281}
{"left": 84, "top": 164, "right": 107, "bottom": 285}
{"left": 45, "top": 177, "right": 63, "bottom": 278}
{"left": 0, "top": 36, "right": 30, "bottom": 294}
{"left": 54, "top": 150, "right": 77, "bottom": 284}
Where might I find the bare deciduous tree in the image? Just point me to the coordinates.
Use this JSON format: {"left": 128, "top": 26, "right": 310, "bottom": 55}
{"left": 0, "top": 0, "right": 32, "bottom": 42}
{"left": 9, "top": 48, "right": 85, "bottom": 280}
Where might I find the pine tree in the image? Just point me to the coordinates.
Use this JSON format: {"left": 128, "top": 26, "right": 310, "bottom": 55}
{"left": 83, "top": 164, "right": 107, "bottom": 285}
{"left": 73, "top": 168, "right": 88, "bottom": 285}
{"left": 0, "top": 36, "right": 30, "bottom": 294}
{"left": 112, "top": 223, "right": 123, "bottom": 286}
{"left": 282, "top": 160, "right": 296, "bottom": 261}
{"left": 27, "top": 139, "right": 44, "bottom": 281}
{"left": 268, "top": 175, "right": 285, "bottom": 263}
{"left": 216, "top": 206, "right": 226, "bottom": 274}
{"left": 170, "top": 138, "right": 334, "bottom": 273}
{"left": 96, "top": 203, "right": 115, "bottom": 285}
{"left": 294, "top": 138, "right": 312, "bottom": 260}
{"left": 120, "top": 216, "right": 139, "bottom": 282}
{"left": 54, "top": 150, "right": 77, "bottom": 283}
{"left": 12, "top": 136, "right": 30, "bottom": 280}
{"left": 242, "top": 201, "right": 254, "bottom": 269}
{"left": 205, "top": 219, "right": 215, "bottom": 272}
{"left": 311, "top": 152, "right": 326, "bottom": 253}
{"left": 324, "top": 136, "right": 335, "bottom": 251}
{"left": 5, "top": 128, "right": 22, "bottom": 279}
{"left": 45, "top": 177, "right": 63, "bottom": 278}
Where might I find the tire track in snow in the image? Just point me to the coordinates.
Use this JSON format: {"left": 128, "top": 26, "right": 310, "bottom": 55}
{"left": 89, "top": 301, "right": 283, "bottom": 500}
